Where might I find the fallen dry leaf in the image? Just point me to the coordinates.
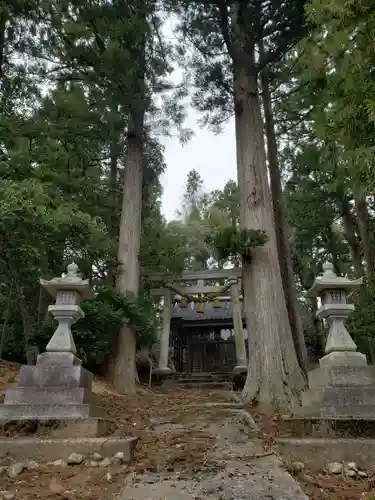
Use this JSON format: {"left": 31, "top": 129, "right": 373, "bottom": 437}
{"left": 48, "top": 477, "right": 65, "bottom": 494}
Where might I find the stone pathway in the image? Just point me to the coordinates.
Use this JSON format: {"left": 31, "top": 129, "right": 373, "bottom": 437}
{"left": 120, "top": 396, "right": 309, "bottom": 500}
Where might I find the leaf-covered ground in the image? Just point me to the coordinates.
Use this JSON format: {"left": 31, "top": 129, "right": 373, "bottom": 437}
{"left": 1, "top": 360, "right": 375, "bottom": 499}
{"left": 0, "top": 360, "right": 227, "bottom": 499}
{"left": 245, "top": 404, "right": 375, "bottom": 500}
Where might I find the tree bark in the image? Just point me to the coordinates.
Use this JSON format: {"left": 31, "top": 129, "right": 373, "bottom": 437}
{"left": 18, "top": 289, "right": 37, "bottom": 364}
{"left": 106, "top": 111, "right": 144, "bottom": 394}
{"left": 104, "top": 6, "right": 147, "bottom": 393}
{"left": 259, "top": 42, "right": 308, "bottom": 378}
{"left": 309, "top": 296, "right": 325, "bottom": 358}
{"left": 354, "top": 195, "right": 375, "bottom": 278}
{"left": 108, "top": 139, "right": 119, "bottom": 285}
{"left": 339, "top": 196, "right": 363, "bottom": 278}
{"left": 326, "top": 225, "right": 342, "bottom": 276}
{"left": 233, "top": 54, "right": 305, "bottom": 410}
{"left": 0, "top": 280, "right": 13, "bottom": 359}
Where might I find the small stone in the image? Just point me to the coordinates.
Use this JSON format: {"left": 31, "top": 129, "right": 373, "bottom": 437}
{"left": 291, "top": 462, "right": 305, "bottom": 473}
{"left": 67, "top": 453, "right": 84, "bottom": 465}
{"left": 106, "top": 472, "right": 112, "bottom": 482}
{"left": 50, "top": 460, "right": 67, "bottom": 467}
{"left": 347, "top": 462, "right": 358, "bottom": 472}
{"left": 2, "top": 493, "right": 15, "bottom": 500}
{"left": 327, "top": 462, "right": 342, "bottom": 475}
{"left": 92, "top": 453, "right": 102, "bottom": 461}
{"left": 86, "top": 460, "right": 99, "bottom": 468}
{"left": 344, "top": 467, "right": 357, "bottom": 478}
{"left": 99, "top": 458, "right": 111, "bottom": 467}
{"left": 25, "top": 460, "right": 39, "bottom": 471}
{"left": 358, "top": 470, "right": 368, "bottom": 478}
{"left": 113, "top": 451, "right": 125, "bottom": 463}
{"left": 8, "top": 462, "right": 24, "bottom": 478}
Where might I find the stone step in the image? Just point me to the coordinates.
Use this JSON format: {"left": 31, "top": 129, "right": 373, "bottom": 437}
{"left": 179, "top": 372, "right": 232, "bottom": 377}
{"left": 277, "top": 416, "right": 375, "bottom": 439}
{"left": 176, "top": 382, "right": 233, "bottom": 390}
{"left": 177, "top": 376, "right": 233, "bottom": 383}
{"left": 0, "top": 404, "right": 105, "bottom": 420}
{"left": 4, "top": 387, "right": 94, "bottom": 406}
{"left": 163, "top": 378, "right": 233, "bottom": 389}
{"left": 170, "top": 372, "right": 233, "bottom": 381}
{"left": 177, "top": 378, "right": 221, "bottom": 385}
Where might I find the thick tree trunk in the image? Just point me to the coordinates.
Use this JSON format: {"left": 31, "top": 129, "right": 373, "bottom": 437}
{"left": 18, "top": 290, "right": 37, "bottom": 364}
{"left": 339, "top": 197, "right": 363, "bottom": 278}
{"left": 326, "top": 225, "right": 342, "bottom": 276}
{"left": 259, "top": 46, "right": 308, "bottom": 378}
{"left": 104, "top": 8, "right": 147, "bottom": 393}
{"left": 293, "top": 258, "right": 325, "bottom": 358}
{"left": 234, "top": 59, "right": 305, "bottom": 410}
{"left": 109, "top": 140, "right": 119, "bottom": 218}
{"left": 310, "top": 296, "right": 325, "bottom": 357}
{"left": 0, "top": 280, "right": 13, "bottom": 359}
{"left": 108, "top": 139, "right": 119, "bottom": 285}
{"left": 354, "top": 195, "right": 375, "bottom": 278}
{"left": 106, "top": 112, "right": 144, "bottom": 394}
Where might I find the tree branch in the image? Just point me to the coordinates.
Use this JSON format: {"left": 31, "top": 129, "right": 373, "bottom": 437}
{"left": 257, "top": 38, "right": 299, "bottom": 72}
{"left": 218, "top": 2, "right": 237, "bottom": 62}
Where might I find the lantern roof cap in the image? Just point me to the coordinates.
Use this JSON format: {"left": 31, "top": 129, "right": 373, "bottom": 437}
{"left": 40, "top": 262, "right": 94, "bottom": 300}
{"left": 306, "top": 262, "right": 363, "bottom": 298}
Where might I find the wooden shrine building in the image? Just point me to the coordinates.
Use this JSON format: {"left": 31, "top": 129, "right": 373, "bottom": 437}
{"left": 170, "top": 299, "right": 248, "bottom": 373}
{"left": 146, "top": 268, "right": 248, "bottom": 376}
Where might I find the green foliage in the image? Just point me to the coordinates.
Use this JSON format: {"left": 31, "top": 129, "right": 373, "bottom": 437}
{"left": 305, "top": 0, "right": 375, "bottom": 192}
{"left": 206, "top": 227, "right": 268, "bottom": 263}
{"left": 96, "top": 287, "right": 158, "bottom": 349}
{"left": 36, "top": 288, "right": 158, "bottom": 371}
{"left": 173, "top": 0, "right": 310, "bottom": 131}
{"left": 0, "top": 0, "right": 191, "bottom": 370}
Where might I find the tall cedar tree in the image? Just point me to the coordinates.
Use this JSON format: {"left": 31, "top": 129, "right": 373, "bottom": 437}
{"left": 175, "top": 0, "right": 310, "bottom": 408}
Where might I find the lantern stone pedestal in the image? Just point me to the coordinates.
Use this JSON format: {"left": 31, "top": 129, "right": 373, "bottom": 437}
{"left": 0, "top": 263, "right": 104, "bottom": 421}
{"left": 271, "top": 263, "right": 375, "bottom": 469}
{"left": 297, "top": 262, "right": 375, "bottom": 418}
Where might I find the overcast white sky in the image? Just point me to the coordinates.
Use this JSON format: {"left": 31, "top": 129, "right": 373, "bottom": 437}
{"left": 159, "top": 110, "right": 237, "bottom": 221}
{"left": 159, "top": 15, "right": 237, "bottom": 221}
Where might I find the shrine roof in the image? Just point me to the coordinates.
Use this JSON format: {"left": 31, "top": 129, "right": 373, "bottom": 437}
{"left": 171, "top": 300, "right": 243, "bottom": 322}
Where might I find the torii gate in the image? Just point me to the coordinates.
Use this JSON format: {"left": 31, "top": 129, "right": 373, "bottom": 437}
{"left": 143, "top": 268, "right": 247, "bottom": 375}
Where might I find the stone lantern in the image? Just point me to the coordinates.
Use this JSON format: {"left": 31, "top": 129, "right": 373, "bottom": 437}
{"left": 38, "top": 262, "right": 94, "bottom": 365}
{"left": 0, "top": 263, "right": 102, "bottom": 420}
{"left": 306, "top": 262, "right": 364, "bottom": 368}
{"left": 299, "top": 262, "right": 375, "bottom": 418}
